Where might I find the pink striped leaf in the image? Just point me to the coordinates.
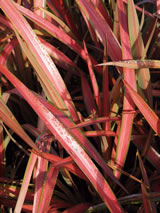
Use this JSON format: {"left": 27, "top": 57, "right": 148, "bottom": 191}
{"left": 14, "top": 153, "right": 37, "bottom": 213}
{"left": 0, "top": 39, "right": 18, "bottom": 66}
{"left": 36, "top": 166, "right": 59, "bottom": 213}
{"left": 0, "top": 33, "right": 79, "bottom": 77}
{"left": 39, "top": 37, "right": 81, "bottom": 75}
{"left": 0, "top": 98, "right": 39, "bottom": 152}
{"left": 80, "top": 72, "right": 96, "bottom": 115}
{"left": 123, "top": 80, "right": 160, "bottom": 135}
{"left": 128, "top": 0, "right": 152, "bottom": 106}
{"left": 0, "top": 64, "right": 124, "bottom": 212}
{"left": 156, "top": 0, "right": 160, "bottom": 14}
{"left": 98, "top": 59, "right": 160, "bottom": 69}
{"left": 76, "top": 0, "right": 122, "bottom": 63}
{"left": 91, "top": 0, "right": 113, "bottom": 28}
{"left": 0, "top": 183, "right": 34, "bottom": 201}
{"left": 33, "top": 131, "right": 51, "bottom": 213}
{"left": 102, "top": 40, "right": 110, "bottom": 125}
{"left": 33, "top": 0, "right": 46, "bottom": 19}
{"left": 50, "top": 0, "right": 81, "bottom": 40}
{"left": 10, "top": 87, "right": 128, "bottom": 193}
{"left": 114, "top": 0, "right": 136, "bottom": 178}
{"left": 36, "top": 96, "right": 128, "bottom": 194}
{"left": 15, "top": 31, "right": 66, "bottom": 111}
{"left": 83, "top": 41, "right": 101, "bottom": 115}
{"left": 82, "top": 11, "right": 100, "bottom": 48}
{"left": 30, "top": 150, "right": 87, "bottom": 181}
{"left": 0, "top": 0, "right": 78, "bottom": 122}
{"left": 123, "top": 0, "right": 154, "bottom": 18}
{"left": 13, "top": 2, "right": 102, "bottom": 74}
{"left": 84, "top": 130, "right": 116, "bottom": 137}
{"left": 69, "top": 117, "right": 120, "bottom": 129}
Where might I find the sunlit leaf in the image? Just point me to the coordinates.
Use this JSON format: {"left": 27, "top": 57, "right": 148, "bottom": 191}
{"left": 97, "top": 59, "right": 160, "bottom": 69}
{"left": 14, "top": 153, "right": 37, "bottom": 213}
{"left": 0, "top": 98, "right": 38, "bottom": 152}
{"left": 128, "top": 0, "right": 152, "bottom": 106}
{"left": 0, "top": 64, "right": 124, "bottom": 212}
{"left": 123, "top": 80, "right": 160, "bottom": 135}
{"left": 0, "top": 0, "right": 78, "bottom": 122}
{"left": 75, "top": 0, "right": 122, "bottom": 64}
{"left": 114, "top": 0, "right": 136, "bottom": 178}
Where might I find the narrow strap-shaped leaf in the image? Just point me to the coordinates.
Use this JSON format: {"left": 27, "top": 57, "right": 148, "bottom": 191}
{"left": 33, "top": 132, "right": 51, "bottom": 213}
{"left": 91, "top": 0, "right": 113, "bottom": 28}
{"left": 83, "top": 41, "right": 101, "bottom": 115}
{"left": 133, "top": 138, "right": 160, "bottom": 170}
{"left": 13, "top": 2, "right": 102, "bottom": 74}
{"left": 37, "top": 97, "right": 128, "bottom": 194}
{"left": 138, "top": 152, "right": 157, "bottom": 213}
{"left": 50, "top": 0, "right": 81, "bottom": 40}
{"left": 33, "top": 0, "right": 46, "bottom": 19}
{"left": 0, "top": 98, "right": 39, "bottom": 152}
{"left": 0, "top": 0, "right": 78, "bottom": 122}
{"left": 141, "top": 183, "right": 153, "bottom": 213}
{"left": 156, "top": 0, "right": 160, "bottom": 14}
{"left": 123, "top": 80, "right": 160, "bottom": 135}
{"left": 0, "top": 39, "right": 18, "bottom": 66}
{"left": 30, "top": 150, "right": 87, "bottom": 181}
{"left": 123, "top": 0, "right": 155, "bottom": 18}
{"left": 114, "top": 0, "right": 136, "bottom": 178}
{"left": 37, "top": 166, "right": 59, "bottom": 213}
{"left": 14, "top": 153, "right": 37, "bottom": 213}
{"left": 69, "top": 117, "right": 120, "bottom": 129}
{"left": 84, "top": 130, "right": 116, "bottom": 137}
{"left": 0, "top": 125, "right": 3, "bottom": 176}
{"left": 98, "top": 59, "right": 160, "bottom": 69}
{"left": 63, "top": 202, "right": 91, "bottom": 213}
{"left": 75, "top": 0, "right": 122, "bottom": 64}
{"left": 39, "top": 37, "right": 80, "bottom": 75}
{"left": 5, "top": 87, "right": 126, "bottom": 192}
{"left": 138, "top": 152, "right": 150, "bottom": 188}
{"left": 128, "top": 0, "right": 152, "bottom": 106}
{"left": 102, "top": 39, "right": 111, "bottom": 158}
{"left": 103, "top": 39, "right": 110, "bottom": 127}
{"left": 0, "top": 64, "right": 124, "bottom": 212}
{"left": 81, "top": 10, "right": 100, "bottom": 48}
{"left": 80, "top": 72, "right": 96, "bottom": 115}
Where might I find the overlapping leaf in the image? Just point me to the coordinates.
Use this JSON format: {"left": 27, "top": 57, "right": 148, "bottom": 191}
{"left": 75, "top": 0, "right": 122, "bottom": 63}
{"left": 123, "top": 80, "right": 160, "bottom": 135}
{"left": 0, "top": 64, "right": 124, "bottom": 212}
{"left": 0, "top": 98, "right": 38, "bottom": 152}
{"left": 0, "top": 0, "right": 78, "bottom": 122}
{"left": 114, "top": 1, "right": 136, "bottom": 178}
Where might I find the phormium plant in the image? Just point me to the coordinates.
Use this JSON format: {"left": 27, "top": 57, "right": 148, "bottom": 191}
{"left": 0, "top": 0, "right": 160, "bottom": 212}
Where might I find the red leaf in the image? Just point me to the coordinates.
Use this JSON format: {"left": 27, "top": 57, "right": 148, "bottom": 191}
{"left": 63, "top": 203, "right": 91, "bottom": 213}
{"left": 76, "top": 0, "right": 122, "bottom": 64}
{"left": 0, "top": 64, "right": 124, "bottom": 212}
{"left": 114, "top": 0, "right": 136, "bottom": 178}
{"left": 123, "top": 80, "right": 160, "bottom": 135}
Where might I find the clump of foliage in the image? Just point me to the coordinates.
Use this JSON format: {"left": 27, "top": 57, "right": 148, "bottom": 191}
{"left": 0, "top": 0, "right": 160, "bottom": 212}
